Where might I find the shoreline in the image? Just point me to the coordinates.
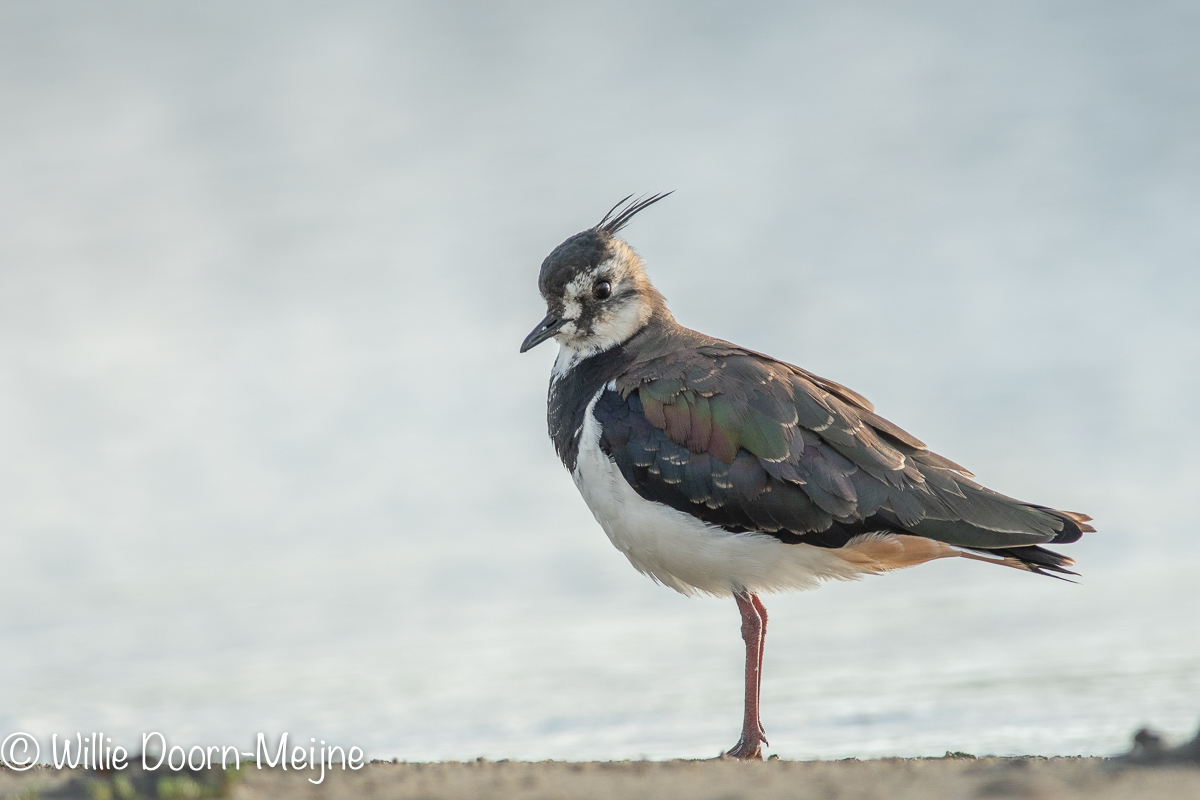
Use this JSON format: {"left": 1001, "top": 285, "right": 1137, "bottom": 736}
{"left": 4, "top": 754, "right": 1200, "bottom": 800}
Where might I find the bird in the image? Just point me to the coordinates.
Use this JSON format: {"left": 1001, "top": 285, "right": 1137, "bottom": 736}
{"left": 519, "top": 194, "right": 1093, "bottom": 760}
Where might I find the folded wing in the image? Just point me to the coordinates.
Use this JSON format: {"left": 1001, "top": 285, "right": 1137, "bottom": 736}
{"left": 597, "top": 347, "right": 1092, "bottom": 576}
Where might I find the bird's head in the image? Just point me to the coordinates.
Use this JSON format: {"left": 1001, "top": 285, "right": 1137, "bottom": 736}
{"left": 520, "top": 194, "right": 672, "bottom": 357}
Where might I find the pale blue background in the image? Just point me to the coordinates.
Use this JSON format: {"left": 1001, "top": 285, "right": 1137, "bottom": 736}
{"left": 1, "top": 1, "right": 1198, "bottom": 760}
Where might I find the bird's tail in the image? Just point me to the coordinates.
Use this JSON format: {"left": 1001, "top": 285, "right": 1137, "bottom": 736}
{"left": 957, "top": 544, "right": 1079, "bottom": 580}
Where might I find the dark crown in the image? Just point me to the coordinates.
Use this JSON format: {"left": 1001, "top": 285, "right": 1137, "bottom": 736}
{"left": 538, "top": 193, "right": 673, "bottom": 297}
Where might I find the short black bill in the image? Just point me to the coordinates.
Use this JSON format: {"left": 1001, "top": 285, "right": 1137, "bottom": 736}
{"left": 520, "top": 313, "right": 566, "bottom": 352}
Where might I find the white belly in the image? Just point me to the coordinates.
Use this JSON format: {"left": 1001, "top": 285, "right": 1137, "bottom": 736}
{"left": 571, "top": 390, "right": 875, "bottom": 597}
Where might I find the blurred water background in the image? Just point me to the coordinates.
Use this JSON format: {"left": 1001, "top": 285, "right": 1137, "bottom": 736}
{"left": 2, "top": 1, "right": 1199, "bottom": 762}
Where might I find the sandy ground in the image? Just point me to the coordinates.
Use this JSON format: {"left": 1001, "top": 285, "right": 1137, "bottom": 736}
{"left": 4, "top": 756, "right": 1200, "bottom": 800}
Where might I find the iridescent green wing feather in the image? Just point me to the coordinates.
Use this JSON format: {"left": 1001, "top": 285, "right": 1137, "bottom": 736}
{"left": 600, "top": 346, "right": 1091, "bottom": 550}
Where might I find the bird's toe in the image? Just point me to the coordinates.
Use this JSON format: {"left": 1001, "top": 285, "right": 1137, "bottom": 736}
{"left": 722, "top": 738, "right": 764, "bottom": 760}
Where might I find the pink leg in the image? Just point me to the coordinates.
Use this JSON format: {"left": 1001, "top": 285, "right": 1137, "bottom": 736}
{"left": 724, "top": 591, "right": 768, "bottom": 759}
{"left": 753, "top": 593, "right": 768, "bottom": 708}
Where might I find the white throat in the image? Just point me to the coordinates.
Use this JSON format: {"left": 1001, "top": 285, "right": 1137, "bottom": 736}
{"left": 551, "top": 341, "right": 587, "bottom": 383}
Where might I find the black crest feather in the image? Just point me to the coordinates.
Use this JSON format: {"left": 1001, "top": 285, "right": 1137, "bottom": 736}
{"left": 595, "top": 192, "right": 674, "bottom": 235}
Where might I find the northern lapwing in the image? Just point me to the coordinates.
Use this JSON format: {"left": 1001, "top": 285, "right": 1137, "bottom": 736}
{"left": 520, "top": 194, "right": 1093, "bottom": 760}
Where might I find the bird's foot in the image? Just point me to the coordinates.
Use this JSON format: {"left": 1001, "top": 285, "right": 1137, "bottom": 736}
{"left": 722, "top": 730, "right": 768, "bottom": 761}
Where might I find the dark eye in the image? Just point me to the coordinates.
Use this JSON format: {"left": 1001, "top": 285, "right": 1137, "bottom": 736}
{"left": 592, "top": 281, "right": 612, "bottom": 300}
